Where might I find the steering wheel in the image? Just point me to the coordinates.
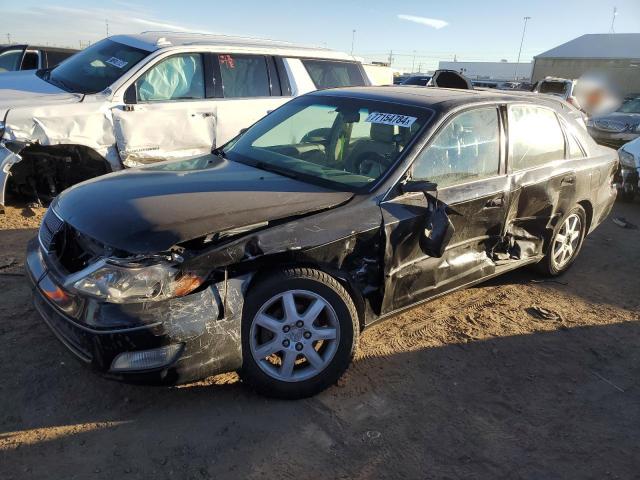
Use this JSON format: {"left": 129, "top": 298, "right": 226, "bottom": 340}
{"left": 350, "top": 152, "right": 390, "bottom": 177}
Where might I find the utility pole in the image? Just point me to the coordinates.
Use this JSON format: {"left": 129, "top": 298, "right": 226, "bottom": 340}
{"left": 350, "top": 29, "right": 356, "bottom": 56}
{"left": 610, "top": 7, "right": 617, "bottom": 33}
{"left": 388, "top": 50, "right": 393, "bottom": 67}
{"left": 6, "top": 33, "right": 11, "bottom": 44}
{"left": 105, "top": 19, "right": 109, "bottom": 37}
{"left": 515, "top": 16, "right": 531, "bottom": 80}
{"left": 411, "top": 50, "right": 416, "bottom": 73}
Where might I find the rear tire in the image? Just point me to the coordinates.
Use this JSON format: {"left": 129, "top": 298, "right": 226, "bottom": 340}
{"left": 535, "top": 205, "right": 586, "bottom": 276}
{"left": 240, "top": 267, "right": 358, "bottom": 399}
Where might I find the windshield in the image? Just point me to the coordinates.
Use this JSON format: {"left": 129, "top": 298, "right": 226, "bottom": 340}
{"left": 0, "top": 48, "right": 24, "bottom": 72}
{"left": 618, "top": 98, "right": 640, "bottom": 114}
{"left": 225, "top": 96, "right": 432, "bottom": 192}
{"left": 41, "top": 39, "right": 149, "bottom": 94}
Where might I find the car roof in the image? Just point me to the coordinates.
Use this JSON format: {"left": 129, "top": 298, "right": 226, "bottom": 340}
{"left": 310, "top": 85, "right": 566, "bottom": 110}
{"left": 110, "top": 32, "right": 355, "bottom": 60}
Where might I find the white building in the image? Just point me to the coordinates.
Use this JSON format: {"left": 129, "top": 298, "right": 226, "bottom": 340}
{"left": 438, "top": 60, "right": 532, "bottom": 81}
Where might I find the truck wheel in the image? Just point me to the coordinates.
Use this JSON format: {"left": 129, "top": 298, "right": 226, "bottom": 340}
{"left": 535, "top": 205, "right": 586, "bottom": 276}
{"left": 240, "top": 268, "right": 358, "bottom": 399}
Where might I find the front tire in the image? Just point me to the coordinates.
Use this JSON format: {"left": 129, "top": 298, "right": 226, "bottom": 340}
{"left": 240, "top": 268, "right": 358, "bottom": 399}
{"left": 535, "top": 205, "right": 586, "bottom": 276}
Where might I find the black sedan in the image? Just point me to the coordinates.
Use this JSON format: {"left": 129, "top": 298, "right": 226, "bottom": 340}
{"left": 27, "top": 87, "right": 618, "bottom": 398}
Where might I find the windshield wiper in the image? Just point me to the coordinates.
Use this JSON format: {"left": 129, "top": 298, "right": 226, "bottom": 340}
{"left": 252, "top": 161, "right": 299, "bottom": 180}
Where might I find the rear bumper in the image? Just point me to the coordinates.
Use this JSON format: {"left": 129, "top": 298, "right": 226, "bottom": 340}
{"left": 26, "top": 238, "right": 247, "bottom": 384}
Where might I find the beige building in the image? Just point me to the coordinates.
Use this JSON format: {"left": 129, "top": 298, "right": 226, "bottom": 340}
{"left": 532, "top": 33, "right": 640, "bottom": 95}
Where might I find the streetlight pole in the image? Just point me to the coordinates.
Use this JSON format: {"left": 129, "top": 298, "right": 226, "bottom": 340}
{"left": 412, "top": 50, "right": 416, "bottom": 73}
{"left": 515, "top": 16, "right": 531, "bottom": 80}
{"left": 350, "top": 29, "right": 356, "bottom": 56}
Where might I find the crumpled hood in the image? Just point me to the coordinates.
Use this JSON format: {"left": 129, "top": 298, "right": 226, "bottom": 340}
{"left": 55, "top": 156, "right": 354, "bottom": 254}
{"left": 0, "top": 71, "right": 81, "bottom": 119}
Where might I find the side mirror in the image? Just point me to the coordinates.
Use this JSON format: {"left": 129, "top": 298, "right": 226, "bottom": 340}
{"left": 401, "top": 179, "right": 438, "bottom": 194}
{"left": 124, "top": 84, "right": 137, "bottom": 104}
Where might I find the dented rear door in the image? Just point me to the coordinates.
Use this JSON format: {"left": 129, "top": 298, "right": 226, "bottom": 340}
{"left": 503, "top": 104, "right": 576, "bottom": 258}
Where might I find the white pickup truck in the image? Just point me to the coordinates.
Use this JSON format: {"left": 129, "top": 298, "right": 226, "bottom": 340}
{"left": 0, "top": 32, "right": 376, "bottom": 209}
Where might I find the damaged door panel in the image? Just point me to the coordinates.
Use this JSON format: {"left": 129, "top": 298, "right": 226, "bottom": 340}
{"left": 113, "top": 103, "right": 217, "bottom": 166}
{"left": 380, "top": 175, "right": 510, "bottom": 313}
{"left": 380, "top": 105, "right": 509, "bottom": 313}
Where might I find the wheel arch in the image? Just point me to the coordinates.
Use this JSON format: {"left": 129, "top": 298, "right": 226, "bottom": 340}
{"left": 242, "top": 260, "right": 367, "bottom": 331}
{"left": 577, "top": 199, "right": 593, "bottom": 234}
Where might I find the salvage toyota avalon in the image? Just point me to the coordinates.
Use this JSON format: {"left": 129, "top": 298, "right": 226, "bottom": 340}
{"left": 26, "top": 86, "right": 618, "bottom": 398}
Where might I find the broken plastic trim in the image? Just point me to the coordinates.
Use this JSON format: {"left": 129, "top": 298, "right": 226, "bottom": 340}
{"left": 0, "top": 141, "right": 26, "bottom": 212}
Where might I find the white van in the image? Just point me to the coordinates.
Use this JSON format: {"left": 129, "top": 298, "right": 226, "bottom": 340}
{"left": 0, "top": 32, "right": 370, "bottom": 208}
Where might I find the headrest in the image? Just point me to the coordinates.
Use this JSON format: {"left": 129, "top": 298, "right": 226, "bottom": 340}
{"left": 370, "top": 123, "right": 396, "bottom": 143}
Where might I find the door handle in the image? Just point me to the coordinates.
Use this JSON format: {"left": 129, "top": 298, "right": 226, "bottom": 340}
{"left": 484, "top": 195, "right": 504, "bottom": 208}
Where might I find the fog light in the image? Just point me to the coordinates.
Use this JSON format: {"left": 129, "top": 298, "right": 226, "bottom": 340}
{"left": 110, "top": 344, "right": 183, "bottom": 372}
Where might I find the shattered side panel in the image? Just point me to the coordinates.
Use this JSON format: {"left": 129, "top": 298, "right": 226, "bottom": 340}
{"left": 112, "top": 103, "right": 217, "bottom": 166}
{"left": 379, "top": 176, "right": 510, "bottom": 314}
{"left": 4, "top": 100, "right": 119, "bottom": 165}
{"left": 183, "top": 197, "right": 385, "bottom": 323}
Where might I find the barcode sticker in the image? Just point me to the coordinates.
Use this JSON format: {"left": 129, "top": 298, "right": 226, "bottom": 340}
{"left": 365, "top": 112, "right": 417, "bottom": 128}
{"left": 105, "top": 57, "right": 128, "bottom": 69}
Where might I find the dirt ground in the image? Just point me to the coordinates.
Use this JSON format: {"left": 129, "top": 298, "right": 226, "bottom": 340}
{"left": 0, "top": 199, "right": 639, "bottom": 480}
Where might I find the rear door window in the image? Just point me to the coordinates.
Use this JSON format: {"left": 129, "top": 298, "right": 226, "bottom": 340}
{"left": 219, "top": 54, "right": 271, "bottom": 98}
{"left": 136, "top": 53, "right": 205, "bottom": 102}
{"left": 301, "top": 59, "right": 366, "bottom": 89}
{"left": 509, "top": 105, "right": 565, "bottom": 170}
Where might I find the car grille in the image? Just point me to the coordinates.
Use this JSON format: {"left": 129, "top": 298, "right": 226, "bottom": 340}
{"left": 39, "top": 207, "right": 65, "bottom": 252}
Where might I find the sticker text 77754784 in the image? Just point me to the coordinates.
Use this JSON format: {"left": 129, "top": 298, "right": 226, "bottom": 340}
{"left": 365, "top": 112, "right": 417, "bottom": 128}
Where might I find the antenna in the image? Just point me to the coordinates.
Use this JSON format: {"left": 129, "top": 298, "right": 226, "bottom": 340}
{"left": 610, "top": 6, "right": 617, "bottom": 33}
{"left": 515, "top": 16, "right": 531, "bottom": 80}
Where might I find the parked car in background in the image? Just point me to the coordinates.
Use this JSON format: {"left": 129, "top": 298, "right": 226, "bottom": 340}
{"left": 616, "top": 137, "right": 640, "bottom": 201}
{"left": 0, "top": 32, "right": 370, "bottom": 210}
{"left": 0, "top": 44, "right": 76, "bottom": 72}
{"left": 400, "top": 74, "right": 432, "bottom": 86}
{"left": 587, "top": 96, "right": 640, "bottom": 149}
{"left": 533, "top": 76, "right": 581, "bottom": 110}
{"left": 26, "top": 86, "right": 617, "bottom": 398}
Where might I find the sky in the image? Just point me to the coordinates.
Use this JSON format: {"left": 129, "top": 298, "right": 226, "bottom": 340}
{"left": 2, "top": 0, "right": 639, "bottom": 71}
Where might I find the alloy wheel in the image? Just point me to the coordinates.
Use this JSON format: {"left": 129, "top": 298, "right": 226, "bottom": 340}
{"left": 249, "top": 289, "right": 340, "bottom": 382}
{"left": 551, "top": 213, "right": 582, "bottom": 270}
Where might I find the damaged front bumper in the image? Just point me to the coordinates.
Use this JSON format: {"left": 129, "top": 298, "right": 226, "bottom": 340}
{"left": 0, "top": 142, "right": 24, "bottom": 212}
{"left": 25, "top": 237, "right": 247, "bottom": 384}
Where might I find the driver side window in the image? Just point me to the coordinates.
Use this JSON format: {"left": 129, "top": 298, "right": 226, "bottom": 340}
{"left": 135, "top": 53, "right": 205, "bottom": 102}
{"left": 412, "top": 107, "right": 501, "bottom": 188}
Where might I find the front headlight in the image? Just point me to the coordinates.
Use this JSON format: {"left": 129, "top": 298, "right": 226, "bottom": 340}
{"left": 73, "top": 259, "right": 204, "bottom": 303}
{"left": 586, "top": 118, "right": 594, "bottom": 128}
{"left": 618, "top": 149, "right": 637, "bottom": 168}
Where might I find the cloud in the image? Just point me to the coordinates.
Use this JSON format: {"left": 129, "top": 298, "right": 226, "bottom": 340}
{"left": 397, "top": 14, "right": 448, "bottom": 29}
